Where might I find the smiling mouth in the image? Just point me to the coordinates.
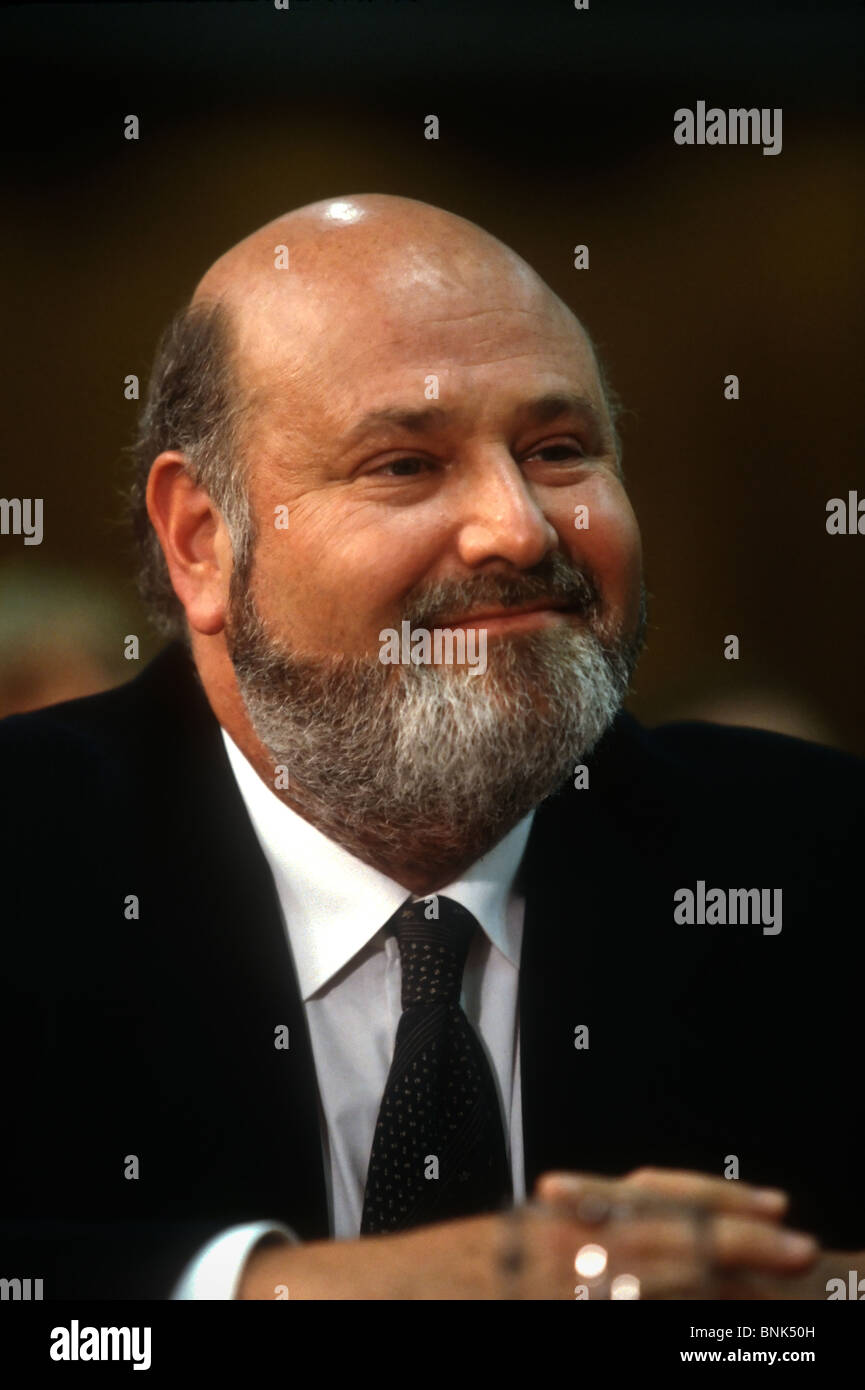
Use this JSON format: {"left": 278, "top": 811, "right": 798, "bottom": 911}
{"left": 442, "top": 602, "right": 579, "bottom": 630}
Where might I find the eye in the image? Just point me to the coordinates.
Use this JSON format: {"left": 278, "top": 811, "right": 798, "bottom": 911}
{"left": 372, "top": 456, "right": 433, "bottom": 477}
{"left": 525, "top": 440, "right": 587, "bottom": 463}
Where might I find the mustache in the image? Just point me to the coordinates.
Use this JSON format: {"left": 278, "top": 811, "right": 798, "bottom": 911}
{"left": 402, "top": 552, "right": 601, "bottom": 630}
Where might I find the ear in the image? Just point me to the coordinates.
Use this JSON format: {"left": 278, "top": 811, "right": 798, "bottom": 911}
{"left": 146, "top": 451, "right": 234, "bottom": 635}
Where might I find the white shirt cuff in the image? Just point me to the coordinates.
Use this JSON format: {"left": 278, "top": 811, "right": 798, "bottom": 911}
{"left": 170, "top": 1221, "right": 299, "bottom": 1300}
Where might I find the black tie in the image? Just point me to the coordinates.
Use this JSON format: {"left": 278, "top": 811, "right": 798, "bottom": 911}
{"left": 360, "top": 895, "right": 513, "bottom": 1234}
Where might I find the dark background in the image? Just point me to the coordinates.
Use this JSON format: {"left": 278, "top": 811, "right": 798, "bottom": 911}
{"left": 2, "top": 0, "right": 862, "bottom": 749}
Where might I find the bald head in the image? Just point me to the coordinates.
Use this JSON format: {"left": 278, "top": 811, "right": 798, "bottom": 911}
{"left": 194, "top": 193, "right": 571, "bottom": 331}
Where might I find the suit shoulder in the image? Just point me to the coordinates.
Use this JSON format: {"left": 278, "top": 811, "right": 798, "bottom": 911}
{"left": 575, "top": 711, "right": 865, "bottom": 831}
{"left": 532, "top": 714, "right": 864, "bottom": 885}
{"left": 0, "top": 678, "right": 138, "bottom": 778}
{"left": 637, "top": 717, "right": 864, "bottom": 790}
{"left": 0, "top": 642, "right": 196, "bottom": 791}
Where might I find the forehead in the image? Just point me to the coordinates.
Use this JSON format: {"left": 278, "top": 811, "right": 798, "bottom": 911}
{"left": 231, "top": 251, "right": 602, "bottom": 440}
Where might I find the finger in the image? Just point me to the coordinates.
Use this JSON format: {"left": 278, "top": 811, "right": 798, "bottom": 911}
{"left": 533, "top": 1173, "right": 627, "bottom": 1226}
{"left": 712, "top": 1215, "right": 817, "bottom": 1271}
{"left": 534, "top": 1172, "right": 615, "bottom": 1203}
{"left": 535, "top": 1168, "right": 788, "bottom": 1219}
{"left": 623, "top": 1167, "right": 789, "bottom": 1217}
{"left": 605, "top": 1212, "right": 817, "bottom": 1272}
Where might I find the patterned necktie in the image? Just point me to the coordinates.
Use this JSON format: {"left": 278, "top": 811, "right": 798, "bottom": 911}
{"left": 360, "top": 895, "right": 513, "bottom": 1234}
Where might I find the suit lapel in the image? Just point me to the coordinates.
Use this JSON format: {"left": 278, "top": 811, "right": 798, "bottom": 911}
{"left": 125, "top": 643, "right": 331, "bottom": 1238}
{"left": 518, "top": 750, "right": 624, "bottom": 1194}
{"left": 518, "top": 713, "right": 709, "bottom": 1194}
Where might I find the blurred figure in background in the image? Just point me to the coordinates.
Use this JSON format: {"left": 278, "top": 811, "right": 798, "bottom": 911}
{"left": 0, "top": 564, "right": 136, "bottom": 716}
{"left": 664, "top": 687, "right": 841, "bottom": 749}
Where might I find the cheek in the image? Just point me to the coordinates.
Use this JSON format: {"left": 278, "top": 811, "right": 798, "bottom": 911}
{"left": 249, "top": 494, "right": 450, "bottom": 649}
{"left": 556, "top": 479, "right": 643, "bottom": 616}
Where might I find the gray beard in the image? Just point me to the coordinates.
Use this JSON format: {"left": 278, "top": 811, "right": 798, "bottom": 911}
{"left": 225, "top": 562, "right": 647, "bottom": 874}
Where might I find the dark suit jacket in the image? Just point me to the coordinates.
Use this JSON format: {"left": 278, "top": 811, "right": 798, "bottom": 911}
{"left": 1, "top": 641, "right": 862, "bottom": 1298}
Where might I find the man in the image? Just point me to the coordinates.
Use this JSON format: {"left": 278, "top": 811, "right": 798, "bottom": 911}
{"left": 2, "top": 195, "right": 862, "bottom": 1299}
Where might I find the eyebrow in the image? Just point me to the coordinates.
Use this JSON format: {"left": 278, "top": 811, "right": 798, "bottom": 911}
{"left": 339, "top": 391, "right": 607, "bottom": 446}
{"left": 518, "top": 391, "right": 605, "bottom": 431}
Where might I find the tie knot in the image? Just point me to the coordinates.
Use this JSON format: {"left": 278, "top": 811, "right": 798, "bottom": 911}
{"left": 392, "top": 896, "right": 476, "bottom": 1008}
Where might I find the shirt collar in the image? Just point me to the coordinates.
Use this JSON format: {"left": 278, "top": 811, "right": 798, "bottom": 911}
{"left": 220, "top": 726, "right": 533, "bottom": 999}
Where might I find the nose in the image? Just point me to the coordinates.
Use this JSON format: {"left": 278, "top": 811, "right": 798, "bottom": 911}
{"left": 454, "top": 450, "right": 559, "bottom": 571}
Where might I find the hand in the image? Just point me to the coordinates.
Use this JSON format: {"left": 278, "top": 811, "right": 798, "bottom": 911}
{"left": 239, "top": 1196, "right": 726, "bottom": 1301}
{"left": 237, "top": 1167, "right": 828, "bottom": 1301}
{"left": 534, "top": 1167, "right": 824, "bottom": 1299}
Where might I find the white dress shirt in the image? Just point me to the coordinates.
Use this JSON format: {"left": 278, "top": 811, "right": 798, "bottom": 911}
{"left": 172, "top": 726, "right": 534, "bottom": 1298}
